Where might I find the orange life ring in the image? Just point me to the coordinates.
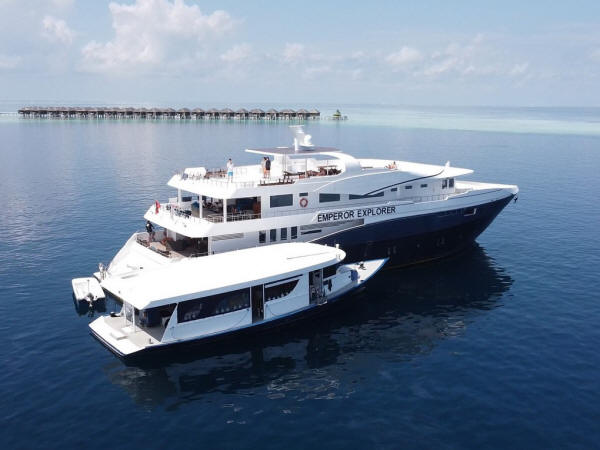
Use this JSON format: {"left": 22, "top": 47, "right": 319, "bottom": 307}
{"left": 299, "top": 197, "right": 308, "bottom": 208}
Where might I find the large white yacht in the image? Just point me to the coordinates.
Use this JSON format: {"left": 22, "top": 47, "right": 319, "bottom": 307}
{"left": 98, "top": 126, "right": 517, "bottom": 297}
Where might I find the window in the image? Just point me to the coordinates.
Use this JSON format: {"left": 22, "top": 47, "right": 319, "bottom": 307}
{"left": 259, "top": 230, "right": 266, "bottom": 243}
{"left": 349, "top": 192, "right": 384, "bottom": 200}
{"left": 405, "top": 185, "right": 413, "bottom": 190}
{"left": 270, "top": 194, "right": 293, "bottom": 208}
{"left": 449, "top": 178, "right": 455, "bottom": 188}
{"left": 299, "top": 192, "right": 308, "bottom": 197}
{"left": 265, "top": 279, "right": 299, "bottom": 301}
{"left": 391, "top": 187, "right": 398, "bottom": 192}
{"left": 421, "top": 184, "right": 428, "bottom": 188}
{"left": 291, "top": 226, "right": 298, "bottom": 239}
{"left": 463, "top": 207, "right": 477, "bottom": 216}
{"left": 319, "top": 193, "right": 340, "bottom": 203}
{"left": 442, "top": 179, "right": 448, "bottom": 189}
{"left": 270, "top": 229, "right": 277, "bottom": 242}
{"left": 281, "top": 228, "right": 287, "bottom": 240}
{"left": 177, "top": 288, "right": 250, "bottom": 322}
{"left": 323, "top": 263, "right": 340, "bottom": 278}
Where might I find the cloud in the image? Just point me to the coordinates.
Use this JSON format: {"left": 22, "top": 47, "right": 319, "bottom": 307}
{"left": 81, "top": 0, "right": 235, "bottom": 73}
{"left": 282, "top": 43, "right": 305, "bottom": 65}
{"left": 41, "top": 15, "right": 75, "bottom": 45}
{"left": 0, "top": 54, "right": 21, "bottom": 69}
{"left": 51, "top": 0, "right": 75, "bottom": 8}
{"left": 220, "top": 43, "right": 253, "bottom": 63}
{"left": 509, "top": 62, "right": 529, "bottom": 76}
{"left": 385, "top": 46, "right": 422, "bottom": 67}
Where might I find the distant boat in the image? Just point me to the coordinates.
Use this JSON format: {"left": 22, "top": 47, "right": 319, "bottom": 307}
{"left": 330, "top": 109, "right": 348, "bottom": 120}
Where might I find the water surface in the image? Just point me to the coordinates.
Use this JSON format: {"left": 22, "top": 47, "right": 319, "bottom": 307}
{"left": 1, "top": 110, "right": 599, "bottom": 449}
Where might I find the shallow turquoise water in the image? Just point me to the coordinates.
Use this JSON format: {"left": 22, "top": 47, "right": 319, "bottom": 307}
{"left": 1, "top": 110, "right": 599, "bottom": 449}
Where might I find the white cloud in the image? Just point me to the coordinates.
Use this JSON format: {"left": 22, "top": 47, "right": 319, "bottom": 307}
{"left": 303, "top": 65, "right": 331, "bottom": 79}
{"left": 51, "top": 0, "right": 75, "bottom": 8}
{"left": 509, "top": 62, "right": 529, "bottom": 76}
{"left": 81, "top": 0, "right": 235, "bottom": 73}
{"left": 0, "top": 54, "right": 21, "bottom": 69}
{"left": 282, "top": 43, "right": 305, "bottom": 65}
{"left": 385, "top": 46, "right": 422, "bottom": 67}
{"left": 220, "top": 43, "right": 252, "bottom": 63}
{"left": 42, "top": 15, "right": 75, "bottom": 45}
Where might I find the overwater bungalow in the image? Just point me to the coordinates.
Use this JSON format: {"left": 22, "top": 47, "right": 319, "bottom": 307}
{"left": 192, "top": 108, "right": 205, "bottom": 119}
{"left": 219, "top": 108, "right": 234, "bottom": 119}
{"left": 266, "top": 108, "right": 277, "bottom": 120}
{"left": 235, "top": 108, "right": 248, "bottom": 120}
{"left": 279, "top": 108, "right": 295, "bottom": 120}
{"left": 309, "top": 108, "right": 320, "bottom": 119}
{"left": 296, "top": 108, "right": 309, "bottom": 120}
{"left": 250, "top": 108, "right": 264, "bottom": 120}
{"left": 206, "top": 108, "right": 219, "bottom": 119}
{"left": 177, "top": 108, "right": 191, "bottom": 119}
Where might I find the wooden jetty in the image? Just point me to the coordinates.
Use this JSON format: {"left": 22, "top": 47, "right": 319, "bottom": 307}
{"left": 17, "top": 106, "right": 321, "bottom": 121}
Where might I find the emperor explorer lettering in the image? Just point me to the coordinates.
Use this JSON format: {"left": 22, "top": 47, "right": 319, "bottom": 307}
{"left": 317, "top": 206, "right": 396, "bottom": 223}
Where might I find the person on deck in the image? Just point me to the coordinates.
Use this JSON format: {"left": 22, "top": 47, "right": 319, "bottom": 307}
{"left": 145, "top": 220, "right": 155, "bottom": 242}
{"left": 261, "top": 157, "right": 267, "bottom": 177}
{"left": 227, "top": 158, "right": 234, "bottom": 181}
{"left": 265, "top": 157, "right": 271, "bottom": 178}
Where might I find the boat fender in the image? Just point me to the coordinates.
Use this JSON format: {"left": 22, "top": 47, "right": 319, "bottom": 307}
{"left": 300, "top": 197, "right": 308, "bottom": 208}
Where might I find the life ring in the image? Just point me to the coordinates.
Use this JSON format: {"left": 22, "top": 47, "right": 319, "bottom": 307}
{"left": 299, "top": 197, "right": 308, "bottom": 208}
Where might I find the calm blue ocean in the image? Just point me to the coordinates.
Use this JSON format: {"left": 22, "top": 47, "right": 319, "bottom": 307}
{"left": 1, "top": 108, "right": 600, "bottom": 449}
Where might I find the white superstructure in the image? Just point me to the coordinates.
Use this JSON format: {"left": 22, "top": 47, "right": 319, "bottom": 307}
{"left": 98, "top": 126, "right": 518, "bottom": 295}
{"left": 90, "top": 243, "right": 386, "bottom": 357}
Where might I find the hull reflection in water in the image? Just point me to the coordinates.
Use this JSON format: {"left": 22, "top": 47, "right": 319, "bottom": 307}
{"left": 103, "top": 245, "right": 512, "bottom": 409}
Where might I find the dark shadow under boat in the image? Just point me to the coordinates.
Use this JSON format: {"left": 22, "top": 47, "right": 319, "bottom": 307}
{"left": 100, "top": 244, "right": 513, "bottom": 409}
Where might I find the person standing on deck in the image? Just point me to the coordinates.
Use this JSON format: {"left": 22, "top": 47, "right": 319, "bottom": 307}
{"left": 227, "top": 158, "right": 234, "bottom": 181}
{"left": 265, "top": 157, "right": 271, "bottom": 178}
{"left": 145, "top": 220, "right": 155, "bottom": 242}
{"left": 261, "top": 157, "right": 267, "bottom": 178}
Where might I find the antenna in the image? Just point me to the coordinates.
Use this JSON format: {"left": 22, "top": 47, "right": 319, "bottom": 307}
{"left": 290, "top": 125, "right": 314, "bottom": 151}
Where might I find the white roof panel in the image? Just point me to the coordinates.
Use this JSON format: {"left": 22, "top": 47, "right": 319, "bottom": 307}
{"left": 106, "top": 243, "right": 344, "bottom": 309}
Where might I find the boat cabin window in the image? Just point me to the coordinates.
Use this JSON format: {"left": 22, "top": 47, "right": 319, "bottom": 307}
{"left": 264, "top": 278, "right": 299, "bottom": 302}
{"left": 291, "top": 226, "right": 298, "bottom": 239}
{"left": 281, "top": 228, "right": 287, "bottom": 240}
{"left": 323, "top": 262, "right": 341, "bottom": 279}
{"left": 270, "top": 229, "right": 277, "bottom": 242}
{"left": 140, "top": 304, "right": 176, "bottom": 327}
{"left": 319, "top": 193, "right": 340, "bottom": 203}
{"left": 442, "top": 179, "right": 448, "bottom": 189}
{"left": 270, "top": 194, "right": 293, "bottom": 208}
{"left": 391, "top": 187, "right": 398, "bottom": 192}
{"left": 449, "top": 178, "right": 455, "bottom": 188}
{"left": 177, "top": 288, "right": 250, "bottom": 323}
{"left": 349, "top": 192, "right": 384, "bottom": 200}
{"left": 405, "top": 185, "right": 413, "bottom": 190}
{"left": 259, "top": 230, "right": 266, "bottom": 243}
{"left": 299, "top": 192, "right": 308, "bottom": 197}
{"left": 421, "top": 184, "right": 428, "bottom": 188}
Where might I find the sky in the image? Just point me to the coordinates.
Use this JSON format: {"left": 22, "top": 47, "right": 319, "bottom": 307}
{"left": 1, "top": 0, "right": 600, "bottom": 107}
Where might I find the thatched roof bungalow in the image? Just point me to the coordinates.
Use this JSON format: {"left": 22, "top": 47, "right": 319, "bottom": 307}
{"left": 249, "top": 108, "right": 264, "bottom": 119}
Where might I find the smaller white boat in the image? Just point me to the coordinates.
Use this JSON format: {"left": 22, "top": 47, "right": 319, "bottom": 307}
{"left": 89, "top": 242, "right": 386, "bottom": 358}
{"left": 72, "top": 277, "right": 105, "bottom": 304}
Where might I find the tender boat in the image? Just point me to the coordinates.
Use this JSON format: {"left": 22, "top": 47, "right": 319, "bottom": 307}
{"left": 95, "top": 126, "right": 518, "bottom": 299}
{"left": 72, "top": 277, "right": 105, "bottom": 304}
{"left": 90, "top": 242, "right": 386, "bottom": 358}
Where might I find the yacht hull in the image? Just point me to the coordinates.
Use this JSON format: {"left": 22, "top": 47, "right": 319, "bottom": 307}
{"left": 316, "top": 194, "right": 514, "bottom": 267}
